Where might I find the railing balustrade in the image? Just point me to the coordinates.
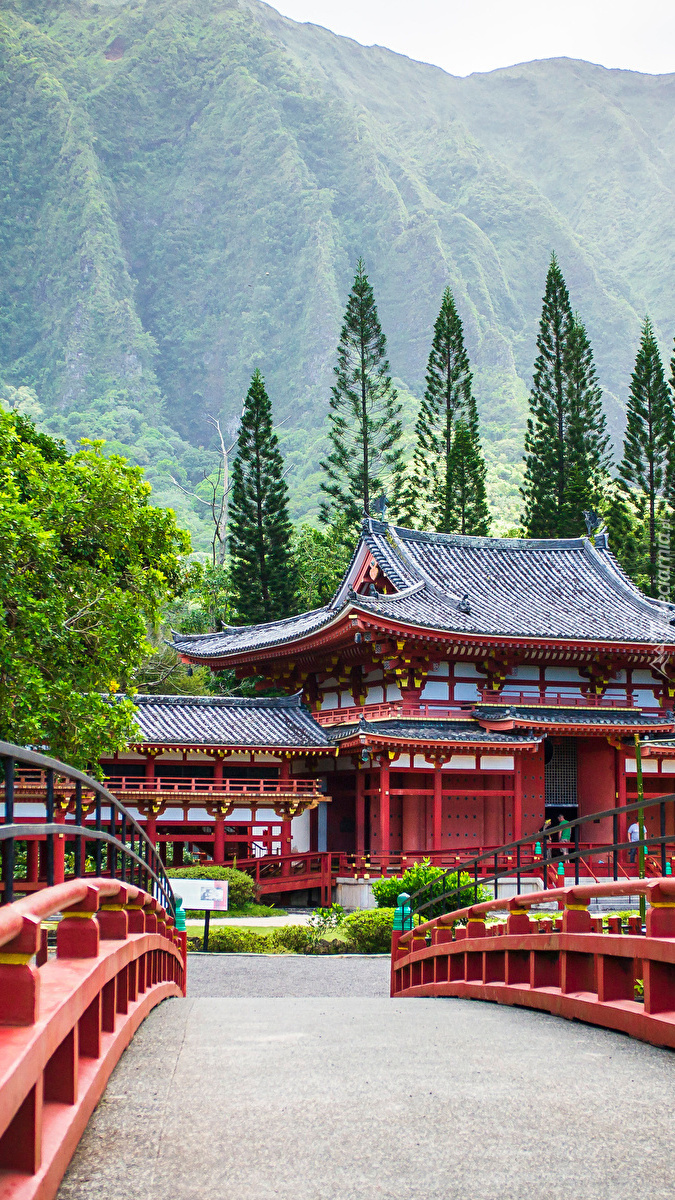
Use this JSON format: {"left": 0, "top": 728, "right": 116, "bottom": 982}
{"left": 314, "top": 692, "right": 642, "bottom": 725}
{"left": 0, "top": 741, "right": 176, "bottom": 913}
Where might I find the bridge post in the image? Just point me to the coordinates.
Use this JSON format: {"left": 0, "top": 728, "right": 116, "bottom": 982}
{"left": 646, "top": 881, "right": 675, "bottom": 938}
{"left": 562, "top": 894, "right": 591, "bottom": 933}
{"left": 0, "top": 915, "right": 41, "bottom": 1025}
{"left": 98, "top": 884, "right": 130, "bottom": 940}
{"left": 58, "top": 885, "right": 101, "bottom": 958}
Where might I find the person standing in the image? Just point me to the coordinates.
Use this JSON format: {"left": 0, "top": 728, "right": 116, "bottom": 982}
{"left": 628, "top": 820, "right": 640, "bottom": 865}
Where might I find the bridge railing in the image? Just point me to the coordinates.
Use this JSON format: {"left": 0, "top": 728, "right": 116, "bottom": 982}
{"left": 0, "top": 877, "right": 185, "bottom": 1198}
{"left": 0, "top": 741, "right": 176, "bottom": 914}
{"left": 391, "top": 877, "right": 675, "bottom": 1051}
{"left": 408, "top": 794, "right": 675, "bottom": 924}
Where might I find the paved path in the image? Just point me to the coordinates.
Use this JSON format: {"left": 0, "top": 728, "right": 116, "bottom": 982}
{"left": 58, "top": 957, "right": 675, "bottom": 1200}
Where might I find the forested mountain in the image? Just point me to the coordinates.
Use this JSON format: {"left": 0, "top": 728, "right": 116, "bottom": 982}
{"left": 2, "top": 0, "right": 675, "bottom": 541}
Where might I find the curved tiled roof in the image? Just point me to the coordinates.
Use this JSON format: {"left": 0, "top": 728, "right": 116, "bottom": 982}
{"left": 128, "top": 693, "right": 331, "bottom": 748}
{"left": 173, "top": 520, "right": 675, "bottom": 661}
{"left": 329, "top": 718, "right": 542, "bottom": 746}
{"left": 472, "top": 705, "right": 674, "bottom": 730}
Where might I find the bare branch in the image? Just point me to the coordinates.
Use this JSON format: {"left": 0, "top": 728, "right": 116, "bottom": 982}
{"left": 63, "top": 595, "right": 104, "bottom": 629}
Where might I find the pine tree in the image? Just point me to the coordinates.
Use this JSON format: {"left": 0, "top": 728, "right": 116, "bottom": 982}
{"left": 521, "top": 256, "right": 611, "bottom": 538}
{"left": 320, "top": 259, "right": 404, "bottom": 525}
{"left": 446, "top": 417, "right": 491, "bottom": 536}
{"left": 611, "top": 318, "right": 673, "bottom": 595}
{"left": 229, "top": 370, "right": 297, "bottom": 623}
{"left": 521, "top": 254, "right": 574, "bottom": 537}
{"left": 401, "top": 287, "right": 489, "bottom": 534}
{"left": 560, "top": 315, "right": 612, "bottom": 534}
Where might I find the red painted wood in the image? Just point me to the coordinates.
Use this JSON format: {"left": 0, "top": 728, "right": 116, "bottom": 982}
{"left": 0, "top": 880, "right": 184, "bottom": 1200}
{"left": 391, "top": 877, "right": 675, "bottom": 1051}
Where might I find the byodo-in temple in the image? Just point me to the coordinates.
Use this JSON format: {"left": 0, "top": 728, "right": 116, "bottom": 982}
{"left": 15, "top": 519, "right": 675, "bottom": 904}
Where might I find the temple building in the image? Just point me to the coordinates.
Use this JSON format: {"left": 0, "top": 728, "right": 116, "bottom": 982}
{"left": 104, "top": 520, "right": 675, "bottom": 898}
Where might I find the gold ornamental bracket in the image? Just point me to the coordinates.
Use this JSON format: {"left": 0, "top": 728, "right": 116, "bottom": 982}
{"left": 205, "top": 800, "right": 236, "bottom": 820}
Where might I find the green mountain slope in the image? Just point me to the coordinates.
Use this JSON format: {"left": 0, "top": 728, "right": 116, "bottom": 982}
{"left": 2, "top": 0, "right": 674, "bottom": 538}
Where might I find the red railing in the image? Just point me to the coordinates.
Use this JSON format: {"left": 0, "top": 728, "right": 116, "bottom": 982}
{"left": 478, "top": 690, "right": 632, "bottom": 708}
{"left": 10, "top": 773, "right": 323, "bottom": 797}
{"left": 232, "top": 844, "right": 655, "bottom": 907}
{"left": 391, "top": 878, "right": 675, "bottom": 1050}
{"left": 314, "top": 693, "right": 638, "bottom": 725}
{"left": 234, "top": 851, "right": 335, "bottom": 905}
{"left": 0, "top": 878, "right": 185, "bottom": 1198}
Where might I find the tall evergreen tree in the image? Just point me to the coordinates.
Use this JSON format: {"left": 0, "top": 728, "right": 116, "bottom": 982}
{"left": 445, "top": 417, "right": 491, "bottom": 535}
{"left": 320, "top": 259, "right": 404, "bottom": 525}
{"left": 521, "top": 254, "right": 574, "bottom": 537}
{"left": 229, "top": 370, "right": 297, "bottom": 623}
{"left": 610, "top": 318, "right": 672, "bottom": 595}
{"left": 521, "top": 255, "right": 610, "bottom": 537}
{"left": 560, "top": 315, "right": 612, "bottom": 533}
{"left": 401, "top": 287, "right": 489, "bottom": 534}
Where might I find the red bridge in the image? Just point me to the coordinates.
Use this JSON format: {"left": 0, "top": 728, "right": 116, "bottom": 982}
{"left": 2, "top": 741, "right": 675, "bottom": 1199}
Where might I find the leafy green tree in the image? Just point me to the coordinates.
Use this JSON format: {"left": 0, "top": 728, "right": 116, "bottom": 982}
{"left": 320, "top": 259, "right": 404, "bottom": 524}
{"left": 137, "top": 562, "right": 230, "bottom": 696}
{"left": 292, "top": 518, "right": 355, "bottom": 610}
{"left": 229, "top": 370, "right": 296, "bottom": 623}
{"left": 610, "top": 318, "right": 672, "bottom": 595}
{"left": 402, "top": 287, "right": 489, "bottom": 534}
{"left": 0, "top": 411, "right": 190, "bottom": 765}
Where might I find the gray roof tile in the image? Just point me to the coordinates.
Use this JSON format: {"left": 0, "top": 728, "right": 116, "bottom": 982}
{"left": 329, "top": 718, "right": 542, "bottom": 745}
{"left": 173, "top": 520, "right": 675, "bottom": 661}
{"left": 128, "top": 693, "right": 331, "bottom": 748}
{"left": 472, "top": 705, "right": 674, "bottom": 729}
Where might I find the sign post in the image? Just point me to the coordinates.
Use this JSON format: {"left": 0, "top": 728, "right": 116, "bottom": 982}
{"left": 169, "top": 879, "right": 229, "bottom": 953}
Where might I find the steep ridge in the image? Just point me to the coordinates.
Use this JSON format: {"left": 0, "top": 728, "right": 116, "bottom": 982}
{"left": 1, "top": 0, "right": 674, "bottom": 535}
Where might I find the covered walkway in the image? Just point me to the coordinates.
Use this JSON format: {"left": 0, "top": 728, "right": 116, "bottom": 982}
{"left": 58, "top": 958, "right": 675, "bottom": 1200}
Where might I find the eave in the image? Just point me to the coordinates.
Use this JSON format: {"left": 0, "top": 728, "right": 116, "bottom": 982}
{"left": 331, "top": 731, "right": 543, "bottom": 755}
{"left": 177, "top": 604, "right": 675, "bottom": 672}
{"left": 128, "top": 742, "right": 334, "bottom": 757}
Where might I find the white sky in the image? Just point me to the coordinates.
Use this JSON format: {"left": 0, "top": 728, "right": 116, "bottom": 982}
{"left": 270, "top": 0, "right": 675, "bottom": 77}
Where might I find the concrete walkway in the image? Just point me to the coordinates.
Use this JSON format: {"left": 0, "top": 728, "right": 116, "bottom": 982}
{"left": 58, "top": 957, "right": 675, "bottom": 1200}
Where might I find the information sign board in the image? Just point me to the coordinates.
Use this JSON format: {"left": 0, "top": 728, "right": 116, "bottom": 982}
{"left": 169, "top": 878, "right": 229, "bottom": 911}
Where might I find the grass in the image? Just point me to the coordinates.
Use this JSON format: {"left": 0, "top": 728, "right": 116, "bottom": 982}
{"left": 183, "top": 903, "right": 286, "bottom": 920}
{"left": 186, "top": 922, "right": 276, "bottom": 937}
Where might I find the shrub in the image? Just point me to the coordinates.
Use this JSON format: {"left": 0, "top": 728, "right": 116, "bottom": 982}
{"left": 167, "top": 865, "right": 256, "bottom": 909}
{"left": 371, "top": 860, "right": 488, "bottom": 919}
{"left": 342, "top": 907, "right": 396, "bottom": 954}
{"left": 191, "top": 926, "right": 269, "bottom": 953}
{"left": 270, "top": 925, "right": 312, "bottom": 953}
{"left": 307, "top": 904, "right": 345, "bottom": 935}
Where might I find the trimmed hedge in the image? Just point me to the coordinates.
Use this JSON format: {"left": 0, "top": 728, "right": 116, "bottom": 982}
{"left": 167, "top": 865, "right": 256, "bottom": 909}
{"left": 188, "top": 924, "right": 312, "bottom": 955}
{"left": 342, "top": 907, "right": 396, "bottom": 954}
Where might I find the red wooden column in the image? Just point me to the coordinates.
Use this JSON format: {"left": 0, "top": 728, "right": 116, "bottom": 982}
{"left": 616, "top": 746, "right": 628, "bottom": 850}
{"left": 433, "top": 760, "right": 443, "bottom": 851}
{"left": 54, "top": 808, "right": 66, "bottom": 885}
{"left": 145, "top": 752, "right": 156, "bottom": 785}
{"left": 144, "top": 813, "right": 158, "bottom": 851}
{"left": 27, "top": 839, "right": 39, "bottom": 884}
{"left": 513, "top": 753, "right": 523, "bottom": 843}
{"left": 379, "top": 757, "right": 391, "bottom": 861}
{"left": 355, "top": 768, "right": 366, "bottom": 857}
{"left": 214, "top": 756, "right": 224, "bottom": 788}
{"left": 213, "top": 813, "right": 226, "bottom": 864}
{"left": 279, "top": 758, "right": 292, "bottom": 864}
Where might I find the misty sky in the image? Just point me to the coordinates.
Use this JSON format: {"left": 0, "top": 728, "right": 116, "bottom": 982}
{"left": 270, "top": 0, "right": 675, "bottom": 77}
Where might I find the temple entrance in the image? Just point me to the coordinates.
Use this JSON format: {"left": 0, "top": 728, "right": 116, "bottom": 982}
{"left": 545, "top": 737, "right": 578, "bottom": 820}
